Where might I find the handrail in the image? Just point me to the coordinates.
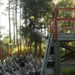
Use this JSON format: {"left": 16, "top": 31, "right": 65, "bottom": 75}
{"left": 55, "top": 8, "right": 75, "bottom": 10}
{"left": 54, "top": 8, "right": 75, "bottom": 41}
{"left": 50, "top": 20, "right": 75, "bottom": 34}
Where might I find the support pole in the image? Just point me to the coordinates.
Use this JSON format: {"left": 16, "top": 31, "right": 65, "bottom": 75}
{"left": 0, "top": 42, "right": 2, "bottom": 59}
{"left": 19, "top": 0, "right": 21, "bottom": 55}
{"left": 39, "top": 43, "right": 42, "bottom": 58}
{"left": 6, "top": 43, "right": 9, "bottom": 57}
{"left": 30, "top": 44, "right": 32, "bottom": 53}
{"left": 54, "top": 8, "right": 58, "bottom": 41}
{"left": 18, "top": 43, "right": 20, "bottom": 58}
{"left": 8, "top": 0, "right": 11, "bottom": 43}
{"left": 54, "top": 42, "right": 61, "bottom": 75}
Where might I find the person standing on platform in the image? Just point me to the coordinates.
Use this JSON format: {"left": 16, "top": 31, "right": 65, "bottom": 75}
{"left": 51, "top": 4, "right": 62, "bottom": 33}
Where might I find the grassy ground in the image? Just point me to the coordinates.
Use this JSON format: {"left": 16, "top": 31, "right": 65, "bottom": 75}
{"left": 62, "top": 67, "right": 75, "bottom": 75}
{"left": 61, "top": 58, "right": 75, "bottom": 75}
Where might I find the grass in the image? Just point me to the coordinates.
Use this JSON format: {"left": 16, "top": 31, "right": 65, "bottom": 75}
{"left": 62, "top": 67, "right": 75, "bottom": 75}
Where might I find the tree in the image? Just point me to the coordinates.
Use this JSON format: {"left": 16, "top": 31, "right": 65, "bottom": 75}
{"left": 57, "top": 0, "right": 74, "bottom": 17}
{"left": 20, "top": 25, "right": 42, "bottom": 56}
{"left": 21, "top": 0, "right": 52, "bottom": 18}
{"left": 19, "top": 0, "right": 53, "bottom": 56}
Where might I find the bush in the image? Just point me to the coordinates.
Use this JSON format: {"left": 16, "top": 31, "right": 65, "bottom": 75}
{"left": 62, "top": 67, "right": 75, "bottom": 75}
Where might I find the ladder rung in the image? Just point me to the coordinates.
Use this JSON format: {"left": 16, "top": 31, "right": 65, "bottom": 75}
{"left": 48, "top": 59, "right": 54, "bottom": 62}
{"left": 46, "top": 68, "right": 55, "bottom": 75}
{"left": 48, "top": 55, "right": 54, "bottom": 60}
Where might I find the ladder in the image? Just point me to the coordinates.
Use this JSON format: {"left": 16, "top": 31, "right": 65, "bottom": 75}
{"left": 40, "top": 33, "right": 75, "bottom": 75}
{"left": 41, "top": 35, "right": 55, "bottom": 75}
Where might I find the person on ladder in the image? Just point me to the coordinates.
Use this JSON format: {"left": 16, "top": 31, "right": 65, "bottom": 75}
{"left": 29, "top": 16, "right": 48, "bottom": 39}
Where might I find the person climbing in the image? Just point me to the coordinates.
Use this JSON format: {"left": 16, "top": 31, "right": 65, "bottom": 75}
{"left": 29, "top": 16, "right": 48, "bottom": 39}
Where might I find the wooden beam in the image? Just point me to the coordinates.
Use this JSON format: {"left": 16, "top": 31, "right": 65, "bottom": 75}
{"left": 56, "top": 18, "right": 75, "bottom": 21}
{"left": 56, "top": 8, "right": 75, "bottom": 10}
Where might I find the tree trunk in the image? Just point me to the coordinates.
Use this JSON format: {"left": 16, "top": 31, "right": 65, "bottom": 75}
{"left": 34, "top": 41, "right": 37, "bottom": 57}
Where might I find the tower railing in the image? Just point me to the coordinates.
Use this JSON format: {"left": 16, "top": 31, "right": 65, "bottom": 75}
{"left": 52, "top": 8, "right": 75, "bottom": 41}
{"left": 50, "top": 20, "right": 75, "bottom": 34}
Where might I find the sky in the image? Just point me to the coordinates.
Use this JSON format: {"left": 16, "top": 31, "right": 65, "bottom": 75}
{"left": 0, "top": 0, "right": 9, "bottom": 36}
{"left": 0, "top": 0, "right": 59, "bottom": 38}
{"left": 0, "top": 0, "right": 23, "bottom": 39}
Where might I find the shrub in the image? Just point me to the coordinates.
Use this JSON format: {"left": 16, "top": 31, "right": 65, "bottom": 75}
{"left": 62, "top": 67, "right": 75, "bottom": 75}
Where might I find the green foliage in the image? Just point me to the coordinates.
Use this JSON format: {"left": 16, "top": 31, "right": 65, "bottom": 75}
{"left": 21, "top": 0, "right": 52, "bottom": 19}
{"left": 57, "top": 0, "right": 74, "bottom": 18}
{"left": 20, "top": 25, "right": 42, "bottom": 44}
{"left": 30, "top": 32, "right": 42, "bottom": 43}
{"left": 62, "top": 67, "right": 75, "bottom": 75}
{"left": 57, "top": 0, "right": 74, "bottom": 8}
{"left": 20, "top": 26, "right": 30, "bottom": 38}
{"left": 6, "top": 0, "right": 75, "bottom": 57}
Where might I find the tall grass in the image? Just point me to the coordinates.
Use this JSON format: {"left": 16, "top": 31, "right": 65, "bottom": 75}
{"left": 62, "top": 67, "right": 75, "bottom": 75}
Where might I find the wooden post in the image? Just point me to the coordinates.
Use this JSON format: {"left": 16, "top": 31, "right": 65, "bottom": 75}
{"left": 54, "top": 8, "right": 58, "bottom": 41}
{"left": 54, "top": 42, "right": 61, "bottom": 75}
{"left": 18, "top": 43, "right": 20, "bottom": 58}
{"left": 0, "top": 42, "right": 2, "bottom": 59}
{"left": 6, "top": 43, "right": 9, "bottom": 57}
{"left": 19, "top": 43, "right": 21, "bottom": 56}
{"left": 50, "top": 20, "right": 52, "bottom": 34}
{"left": 9, "top": 43, "right": 12, "bottom": 55}
{"left": 30, "top": 44, "right": 32, "bottom": 53}
{"left": 70, "top": 21, "right": 72, "bottom": 33}
{"left": 39, "top": 43, "right": 42, "bottom": 58}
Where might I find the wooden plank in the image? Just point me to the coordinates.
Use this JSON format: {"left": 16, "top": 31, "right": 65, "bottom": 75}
{"left": 54, "top": 42, "right": 61, "bottom": 75}
{"left": 56, "top": 8, "right": 75, "bottom": 10}
{"left": 46, "top": 68, "right": 55, "bottom": 75}
{"left": 57, "top": 18, "right": 75, "bottom": 21}
{"left": 58, "top": 33, "right": 75, "bottom": 41}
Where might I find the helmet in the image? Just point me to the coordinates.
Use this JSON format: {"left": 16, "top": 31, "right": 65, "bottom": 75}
{"left": 30, "top": 16, "right": 35, "bottom": 19}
